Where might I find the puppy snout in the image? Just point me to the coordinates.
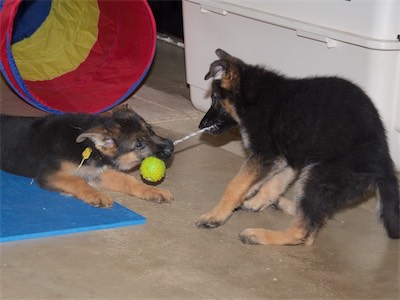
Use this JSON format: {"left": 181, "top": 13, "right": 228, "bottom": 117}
{"left": 156, "top": 139, "right": 174, "bottom": 159}
{"left": 199, "top": 118, "right": 214, "bottom": 129}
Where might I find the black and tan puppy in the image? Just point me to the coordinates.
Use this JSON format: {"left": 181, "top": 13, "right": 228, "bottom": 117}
{"left": 196, "top": 49, "right": 399, "bottom": 245}
{"left": 0, "top": 106, "right": 174, "bottom": 207}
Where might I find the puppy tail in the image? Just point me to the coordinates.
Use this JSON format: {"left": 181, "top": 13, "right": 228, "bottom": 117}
{"left": 377, "top": 173, "right": 400, "bottom": 239}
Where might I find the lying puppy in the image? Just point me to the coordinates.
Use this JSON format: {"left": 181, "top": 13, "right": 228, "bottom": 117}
{"left": 196, "top": 49, "right": 399, "bottom": 245}
{"left": 0, "top": 106, "right": 174, "bottom": 207}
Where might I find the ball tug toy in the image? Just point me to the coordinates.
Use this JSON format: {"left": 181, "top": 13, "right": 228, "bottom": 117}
{"left": 140, "top": 157, "right": 166, "bottom": 183}
{"left": 139, "top": 125, "right": 215, "bottom": 183}
{"left": 172, "top": 125, "right": 215, "bottom": 146}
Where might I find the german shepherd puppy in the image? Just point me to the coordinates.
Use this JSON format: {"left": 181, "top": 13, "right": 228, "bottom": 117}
{"left": 0, "top": 106, "right": 174, "bottom": 207}
{"left": 196, "top": 49, "right": 399, "bottom": 245}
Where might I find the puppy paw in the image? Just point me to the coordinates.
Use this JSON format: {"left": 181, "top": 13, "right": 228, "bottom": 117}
{"left": 195, "top": 212, "right": 227, "bottom": 228}
{"left": 239, "top": 228, "right": 264, "bottom": 245}
{"left": 144, "top": 187, "right": 174, "bottom": 204}
{"left": 83, "top": 191, "right": 114, "bottom": 208}
{"left": 241, "top": 200, "right": 270, "bottom": 212}
{"left": 241, "top": 196, "right": 276, "bottom": 212}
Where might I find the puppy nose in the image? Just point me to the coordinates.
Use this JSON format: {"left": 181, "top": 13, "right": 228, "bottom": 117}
{"left": 163, "top": 144, "right": 174, "bottom": 157}
{"left": 157, "top": 139, "right": 174, "bottom": 159}
{"left": 199, "top": 118, "right": 213, "bottom": 129}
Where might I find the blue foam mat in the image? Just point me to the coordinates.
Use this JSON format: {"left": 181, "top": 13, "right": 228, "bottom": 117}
{"left": 0, "top": 171, "right": 146, "bottom": 242}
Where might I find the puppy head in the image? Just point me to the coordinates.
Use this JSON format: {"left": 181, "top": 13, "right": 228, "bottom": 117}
{"left": 200, "top": 49, "right": 242, "bottom": 135}
{"left": 76, "top": 105, "right": 174, "bottom": 171}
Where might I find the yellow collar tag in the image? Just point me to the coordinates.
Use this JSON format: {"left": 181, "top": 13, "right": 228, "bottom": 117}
{"left": 72, "top": 147, "right": 92, "bottom": 175}
{"left": 82, "top": 147, "right": 92, "bottom": 160}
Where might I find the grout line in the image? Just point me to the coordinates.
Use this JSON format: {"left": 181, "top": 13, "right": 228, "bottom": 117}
{"left": 132, "top": 95, "right": 203, "bottom": 118}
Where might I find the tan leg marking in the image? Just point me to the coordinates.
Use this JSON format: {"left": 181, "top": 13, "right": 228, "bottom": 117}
{"left": 47, "top": 171, "right": 113, "bottom": 208}
{"left": 239, "top": 216, "right": 310, "bottom": 246}
{"left": 99, "top": 169, "right": 174, "bottom": 203}
{"left": 274, "top": 197, "right": 296, "bottom": 216}
{"left": 242, "top": 167, "right": 296, "bottom": 212}
{"left": 196, "top": 159, "right": 260, "bottom": 228}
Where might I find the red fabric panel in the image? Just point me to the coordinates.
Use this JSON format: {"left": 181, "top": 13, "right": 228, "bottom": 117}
{"left": 0, "top": 0, "right": 31, "bottom": 101}
{"left": 18, "top": 0, "right": 156, "bottom": 113}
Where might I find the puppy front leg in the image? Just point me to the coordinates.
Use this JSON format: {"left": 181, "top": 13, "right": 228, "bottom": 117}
{"left": 44, "top": 172, "right": 113, "bottom": 207}
{"left": 99, "top": 169, "right": 174, "bottom": 203}
{"left": 196, "top": 158, "right": 261, "bottom": 228}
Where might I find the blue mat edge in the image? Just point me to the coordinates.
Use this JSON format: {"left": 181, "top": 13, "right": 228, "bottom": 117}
{"left": 0, "top": 218, "right": 146, "bottom": 243}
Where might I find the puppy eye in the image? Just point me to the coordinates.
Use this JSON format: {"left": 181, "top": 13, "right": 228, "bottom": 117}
{"left": 134, "top": 140, "right": 146, "bottom": 150}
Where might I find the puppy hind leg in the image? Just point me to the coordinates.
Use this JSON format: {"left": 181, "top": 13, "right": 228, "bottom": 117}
{"left": 239, "top": 165, "right": 328, "bottom": 246}
{"left": 274, "top": 197, "right": 296, "bottom": 216}
{"left": 239, "top": 214, "right": 311, "bottom": 245}
{"left": 297, "top": 161, "right": 375, "bottom": 243}
{"left": 241, "top": 166, "right": 296, "bottom": 212}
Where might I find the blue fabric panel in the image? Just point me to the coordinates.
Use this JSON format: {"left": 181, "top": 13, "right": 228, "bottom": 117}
{"left": 11, "top": 0, "right": 52, "bottom": 44}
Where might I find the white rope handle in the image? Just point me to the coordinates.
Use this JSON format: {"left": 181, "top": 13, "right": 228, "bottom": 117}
{"left": 173, "top": 125, "right": 214, "bottom": 145}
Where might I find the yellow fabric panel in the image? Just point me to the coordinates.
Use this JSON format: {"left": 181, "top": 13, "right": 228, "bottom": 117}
{"left": 11, "top": 0, "right": 100, "bottom": 81}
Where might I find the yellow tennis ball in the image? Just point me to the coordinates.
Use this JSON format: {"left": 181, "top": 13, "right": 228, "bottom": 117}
{"left": 140, "top": 156, "right": 166, "bottom": 183}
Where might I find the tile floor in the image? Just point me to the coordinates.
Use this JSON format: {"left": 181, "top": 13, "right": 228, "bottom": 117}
{"left": 0, "top": 41, "right": 399, "bottom": 299}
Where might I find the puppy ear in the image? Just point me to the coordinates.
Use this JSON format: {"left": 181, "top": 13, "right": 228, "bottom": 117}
{"left": 205, "top": 49, "right": 243, "bottom": 80}
{"left": 205, "top": 60, "right": 228, "bottom": 80}
{"left": 215, "top": 49, "right": 232, "bottom": 60}
{"left": 76, "top": 132, "right": 115, "bottom": 149}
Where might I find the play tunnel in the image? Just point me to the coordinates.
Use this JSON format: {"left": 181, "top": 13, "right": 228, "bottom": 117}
{"left": 0, "top": 0, "right": 156, "bottom": 114}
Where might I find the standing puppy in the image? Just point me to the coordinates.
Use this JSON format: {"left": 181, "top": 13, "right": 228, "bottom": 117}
{"left": 1, "top": 106, "right": 174, "bottom": 207}
{"left": 196, "top": 49, "right": 399, "bottom": 245}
